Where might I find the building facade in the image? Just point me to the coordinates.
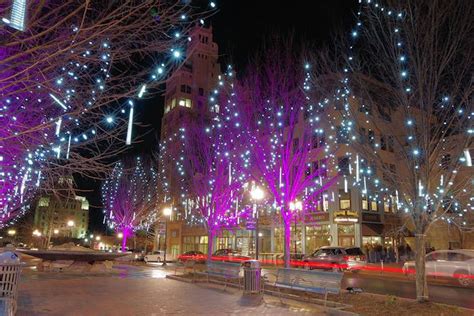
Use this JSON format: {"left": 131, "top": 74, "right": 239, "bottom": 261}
{"left": 159, "top": 27, "right": 473, "bottom": 260}
{"left": 33, "top": 194, "right": 89, "bottom": 240}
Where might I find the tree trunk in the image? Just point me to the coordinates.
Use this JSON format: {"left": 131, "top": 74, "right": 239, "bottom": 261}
{"left": 122, "top": 228, "right": 131, "bottom": 252}
{"left": 415, "top": 233, "right": 429, "bottom": 302}
{"left": 284, "top": 221, "right": 291, "bottom": 268}
{"left": 207, "top": 231, "right": 215, "bottom": 263}
{"left": 122, "top": 234, "right": 128, "bottom": 252}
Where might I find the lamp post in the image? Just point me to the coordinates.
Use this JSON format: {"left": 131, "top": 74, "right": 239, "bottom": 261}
{"left": 67, "top": 220, "right": 75, "bottom": 238}
{"left": 162, "top": 207, "right": 172, "bottom": 266}
{"left": 250, "top": 185, "right": 264, "bottom": 260}
{"left": 7, "top": 229, "right": 16, "bottom": 244}
{"left": 289, "top": 200, "right": 303, "bottom": 259}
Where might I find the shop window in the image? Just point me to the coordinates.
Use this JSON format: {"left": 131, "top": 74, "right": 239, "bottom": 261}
{"left": 305, "top": 225, "right": 331, "bottom": 253}
{"left": 384, "top": 200, "right": 391, "bottom": 212}
{"left": 337, "top": 224, "right": 355, "bottom": 235}
{"left": 339, "top": 189, "right": 351, "bottom": 210}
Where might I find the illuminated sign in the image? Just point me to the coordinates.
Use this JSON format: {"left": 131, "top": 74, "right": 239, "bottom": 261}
{"left": 334, "top": 210, "right": 359, "bottom": 223}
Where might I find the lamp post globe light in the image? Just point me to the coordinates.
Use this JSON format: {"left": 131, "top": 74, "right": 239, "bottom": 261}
{"left": 289, "top": 200, "right": 303, "bottom": 259}
{"left": 67, "top": 220, "right": 75, "bottom": 238}
{"left": 162, "top": 207, "right": 172, "bottom": 266}
{"left": 250, "top": 185, "right": 264, "bottom": 260}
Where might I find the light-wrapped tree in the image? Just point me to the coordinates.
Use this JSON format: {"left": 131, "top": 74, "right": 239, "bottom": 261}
{"left": 233, "top": 43, "right": 337, "bottom": 267}
{"left": 102, "top": 157, "right": 158, "bottom": 251}
{"left": 0, "top": 0, "right": 213, "bottom": 227}
{"left": 325, "top": 0, "right": 473, "bottom": 300}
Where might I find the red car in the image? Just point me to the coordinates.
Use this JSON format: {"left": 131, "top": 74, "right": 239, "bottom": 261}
{"left": 212, "top": 249, "right": 251, "bottom": 262}
{"left": 177, "top": 251, "right": 207, "bottom": 263}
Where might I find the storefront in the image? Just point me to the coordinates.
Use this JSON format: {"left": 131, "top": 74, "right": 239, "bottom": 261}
{"left": 333, "top": 210, "right": 359, "bottom": 247}
{"left": 305, "top": 224, "right": 331, "bottom": 253}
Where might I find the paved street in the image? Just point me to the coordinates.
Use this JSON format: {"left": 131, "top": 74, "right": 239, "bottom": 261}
{"left": 342, "top": 272, "right": 474, "bottom": 309}
{"left": 144, "top": 262, "right": 474, "bottom": 309}
{"left": 18, "top": 265, "right": 329, "bottom": 316}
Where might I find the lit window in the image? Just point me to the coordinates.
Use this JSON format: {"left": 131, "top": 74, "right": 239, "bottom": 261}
{"left": 362, "top": 197, "right": 368, "bottom": 211}
{"left": 178, "top": 99, "right": 192, "bottom": 108}
{"left": 370, "top": 200, "right": 378, "bottom": 212}
{"left": 384, "top": 201, "right": 391, "bottom": 212}
{"left": 339, "top": 189, "right": 351, "bottom": 210}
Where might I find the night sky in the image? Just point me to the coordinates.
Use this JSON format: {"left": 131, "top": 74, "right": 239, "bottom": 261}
{"left": 85, "top": 1, "right": 358, "bottom": 233}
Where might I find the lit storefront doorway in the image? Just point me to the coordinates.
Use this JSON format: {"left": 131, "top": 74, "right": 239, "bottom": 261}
{"left": 337, "top": 224, "right": 355, "bottom": 247}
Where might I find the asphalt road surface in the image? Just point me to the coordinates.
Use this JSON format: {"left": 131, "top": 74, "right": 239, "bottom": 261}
{"left": 146, "top": 262, "right": 474, "bottom": 309}
{"left": 342, "top": 272, "right": 474, "bottom": 309}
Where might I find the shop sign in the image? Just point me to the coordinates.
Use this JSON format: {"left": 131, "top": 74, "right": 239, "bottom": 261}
{"left": 334, "top": 210, "right": 359, "bottom": 223}
{"left": 246, "top": 219, "right": 256, "bottom": 230}
{"left": 305, "top": 212, "right": 330, "bottom": 223}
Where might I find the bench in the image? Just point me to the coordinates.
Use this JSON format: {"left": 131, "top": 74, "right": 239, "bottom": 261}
{"left": 174, "top": 260, "right": 196, "bottom": 276}
{"left": 264, "top": 268, "right": 343, "bottom": 306}
{"left": 196, "top": 261, "right": 242, "bottom": 290}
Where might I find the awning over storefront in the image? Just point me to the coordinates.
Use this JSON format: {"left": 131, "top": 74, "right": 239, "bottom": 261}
{"left": 362, "top": 223, "right": 384, "bottom": 236}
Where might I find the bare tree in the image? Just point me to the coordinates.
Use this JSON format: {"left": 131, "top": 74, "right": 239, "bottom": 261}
{"left": 0, "top": 1, "right": 212, "bottom": 226}
{"left": 102, "top": 156, "right": 159, "bottom": 251}
{"left": 179, "top": 78, "right": 256, "bottom": 259}
{"left": 327, "top": 0, "right": 473, "bottom": 301}
{"left": 237, "top": 41, "right": 338, "bottom": 268}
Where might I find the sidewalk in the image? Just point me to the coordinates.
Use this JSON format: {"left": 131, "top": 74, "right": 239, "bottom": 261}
{"left": 17, "top": 267, "right": 336, "bottom": 315}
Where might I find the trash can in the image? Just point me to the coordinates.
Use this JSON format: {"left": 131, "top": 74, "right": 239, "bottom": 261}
{"left": 242, "top": 260, "right": 261, "bottom": 294}
{"left": 0, "top": 252, "right": 23, "bottom": 315}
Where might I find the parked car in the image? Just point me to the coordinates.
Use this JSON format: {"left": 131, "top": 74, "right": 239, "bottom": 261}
{"left": 177, "top": 251, "right": 207, "bottom": 263}
{"left": 402, "top": 249, "right": 474, "bottom": 287}
{"left": 144, "top": 251, "right": 162, "bottom": 263}
{"left": 212, "top": 249, "right": 251, "bottom": 262}
{"left": 303, "top": 246, "right": 367, "bottom": 272}
{"left": 133, "top": 251, "right": 146, "bottom": 262}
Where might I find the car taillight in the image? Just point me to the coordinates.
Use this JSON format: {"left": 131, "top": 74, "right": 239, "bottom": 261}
{"left": 343, "top": 256, "right": 349, "bottom": 262}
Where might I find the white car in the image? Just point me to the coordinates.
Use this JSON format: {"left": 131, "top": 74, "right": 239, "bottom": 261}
{"left": 403, "top": 249, "right": 474, "bottom": 286}
{"left": 144, "top": 251, "right": 162, "bottom": 263}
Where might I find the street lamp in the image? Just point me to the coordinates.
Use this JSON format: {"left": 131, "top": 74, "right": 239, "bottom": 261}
{"left": 289, "top": 200, "right": 303, "bottom": 258}
{"left": 7, "top": 229, "right": 16, "bottom": 236}
{"left": 250, "top": 185, "right": 264, "bottom": 260}
{"left": 67, "top": 220, "right": 75, "bottom": 238}
{"left": 162, "top": 207, "right": 172, "bottom": 266}
{"left": 53, "top": 229, "right": 59, "bottom": 235}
